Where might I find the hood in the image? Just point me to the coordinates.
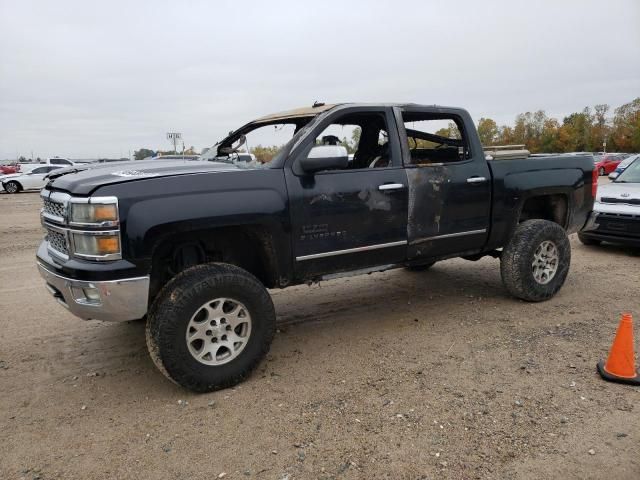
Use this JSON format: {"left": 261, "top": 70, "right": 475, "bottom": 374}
{"left": 596, "top": 182, "right": 640, "bottom": 203}
{"left": 46, "top": 159, "right": 241, "bottom": 195}
{"left": 0, "top": 173, "right": 22, "bottom": 181}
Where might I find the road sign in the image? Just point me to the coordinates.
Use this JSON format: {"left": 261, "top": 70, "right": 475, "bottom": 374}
{"left": 167, "top": 132, "right": 182, "bottom": 141}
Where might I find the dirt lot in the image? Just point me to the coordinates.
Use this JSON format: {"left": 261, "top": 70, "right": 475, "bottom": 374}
{"left": 1, "top": 183, "right": 639, "bottom": 480}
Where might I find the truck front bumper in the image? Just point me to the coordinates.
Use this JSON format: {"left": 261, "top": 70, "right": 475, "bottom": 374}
{"left": 37, "top": 262, "right": 150, "bottom": 322}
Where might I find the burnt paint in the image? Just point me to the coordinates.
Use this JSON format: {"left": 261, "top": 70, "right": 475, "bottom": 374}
{"left": 284, "top": 166, "right": 408, "bottom": 279}
{"left": 405, "top": 162, "right": 491, "bottom": 259}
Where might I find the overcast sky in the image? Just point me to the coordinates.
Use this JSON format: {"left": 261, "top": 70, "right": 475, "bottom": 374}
{"left": 1, "top": 0, "right": 639, "bottom": 159}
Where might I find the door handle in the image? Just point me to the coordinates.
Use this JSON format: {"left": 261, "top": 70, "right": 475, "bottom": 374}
{"left": 466, "top": 176, "right": 487, "bottom": 184}
{"left": 378, "top": 183, "right": 405, "bottom": 191}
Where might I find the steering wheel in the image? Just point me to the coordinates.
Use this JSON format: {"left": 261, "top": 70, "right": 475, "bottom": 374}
{"left": 369, "top": 156, "right": 383, "bottom": 168}
{"left": 368, "top": 142, "right": 390, "bottom": 168}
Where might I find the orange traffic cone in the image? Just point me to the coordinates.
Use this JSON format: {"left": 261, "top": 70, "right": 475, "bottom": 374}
{"left": 597, "top": 313, "right": 640, "bottom": 385}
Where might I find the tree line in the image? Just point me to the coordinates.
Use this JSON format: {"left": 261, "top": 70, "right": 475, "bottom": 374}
{"left": 477, "top": 97, "right": 640, "bottom": 153}
{"left": 132, "top": 97, "right": 640, "bottom": 160}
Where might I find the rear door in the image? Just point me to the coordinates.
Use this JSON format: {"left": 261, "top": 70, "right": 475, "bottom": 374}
{"left": 22, "top": 166, "right": 50, "bottom": 189}
{"left": 396, "top": 107, "right": 492, "bottom": 258}
{"left": 285, "top": 107, "right": 408, "bottom": 279}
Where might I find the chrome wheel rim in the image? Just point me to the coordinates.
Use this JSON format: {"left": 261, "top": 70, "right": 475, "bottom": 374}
{"left": 186, "top": 298, "right": 252, "bottom": 366}
{"left": 532, "top": 240, "right": 559, "bottom": 285}
{"left": 6, "top": 182, "right": 17, "bottom": 193}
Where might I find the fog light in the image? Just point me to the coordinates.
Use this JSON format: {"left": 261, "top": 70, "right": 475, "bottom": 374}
{"left": 83, "top": 287, "right": 101, "bottom": 302}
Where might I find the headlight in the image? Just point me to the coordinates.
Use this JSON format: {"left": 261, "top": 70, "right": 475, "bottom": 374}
{"left": 69, "top": 198, "right": 119, "bottom": 226}
{"left": 71, "top": 232, "right": 121, "bottom": 260}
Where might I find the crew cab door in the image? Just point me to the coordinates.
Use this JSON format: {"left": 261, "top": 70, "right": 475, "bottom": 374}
{"left": 285, "top": 107, "right": 408, "bottom": 279}
{"left": 395, "top": 107, "right": 491, "bottom": 259}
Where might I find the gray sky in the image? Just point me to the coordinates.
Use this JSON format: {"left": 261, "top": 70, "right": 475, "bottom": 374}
{"left": 1, "top": 0, "right": 639, "bottom": 159}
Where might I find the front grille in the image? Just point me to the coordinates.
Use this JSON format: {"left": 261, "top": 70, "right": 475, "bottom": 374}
{"left": 601, "top": 197, "right": 640, "bottom": 206}
{"left": 43, "top": 198, "right": 66, "bottom": 218}
{"left": 597, "top": 213, "right": 640, "bottom": 235}
{"left": 46, "top": 228, "right": 69, "bottom": 255}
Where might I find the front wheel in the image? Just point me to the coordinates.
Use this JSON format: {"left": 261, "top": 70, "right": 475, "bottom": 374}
{"left": 146, "top": 263, "right": 276, "bottom": 392}
{"left": 500, "top": 220, "right": 571, "bottom": 302}
{"left": 4, "top": 181, "right": 20, "bottom": 194}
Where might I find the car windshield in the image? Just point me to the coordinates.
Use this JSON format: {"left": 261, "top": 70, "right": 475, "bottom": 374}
{"left": 619, "top": 154, "right": 639, "bottom": 168}
{"left": 615, "top": 157, "right": 640, "bottom": 183}
{"left": 200, "top": 116, "right": 319, "bottom": 169}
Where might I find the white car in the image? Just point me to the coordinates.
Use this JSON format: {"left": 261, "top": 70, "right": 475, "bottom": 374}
{"left": 608, "top": 154, "right": 640, "bottom": 180}
{"left": 1, "top": 165, "right": 64, "bottom": 193}
{"left": 579, "top": 155, "right": 640, "bottom": 247}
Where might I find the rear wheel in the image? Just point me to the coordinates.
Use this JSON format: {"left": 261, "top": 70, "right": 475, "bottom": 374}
{"left": 4, "top": 181, "right": 20, "bottom": 194}
{"left": 500, "top": 220, "right": 571, "bottom": 302}
{"left": 578, "top": 233, "right": 601, "bottom": 246}
{"left": 146, "top": 263, "right": 276, "bottom": 392}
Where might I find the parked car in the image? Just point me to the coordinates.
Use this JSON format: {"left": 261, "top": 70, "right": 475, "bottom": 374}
{"left": 608, "top": 154, "right": 639, "bottom": 180}
{"left": 0, "top": 164, "right": 19, "bottom": 175}
{"left": 36, "top": 102, "right": 595, "bottom": 392}
{"left": 595, "top": 153, "right": 625, "bottom": 176}
{"left": 34, "top": 157, "right": 89, "bottom": 166}
{"left": 580, "top": 155, "right": 640, "bottom": 247}
{"left": 1, "top": 166, "right": 63, "bottom": 193}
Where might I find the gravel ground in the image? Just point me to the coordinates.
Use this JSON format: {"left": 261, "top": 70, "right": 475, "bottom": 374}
{"left": 1, "top": 181, "right": 639, "bottom": 480}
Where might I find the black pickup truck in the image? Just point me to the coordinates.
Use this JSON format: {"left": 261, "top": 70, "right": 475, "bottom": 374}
{"left": 37, "top": 103, "right": 596, "bottom": 392}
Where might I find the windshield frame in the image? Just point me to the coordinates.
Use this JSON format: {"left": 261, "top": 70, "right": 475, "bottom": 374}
{"left": 200, "top": 111, "right": 334, "bottom": 169}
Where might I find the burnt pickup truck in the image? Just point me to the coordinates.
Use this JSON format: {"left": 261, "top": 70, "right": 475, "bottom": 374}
{"left": 37, "top": 103, "right": 596, "bottom": 392}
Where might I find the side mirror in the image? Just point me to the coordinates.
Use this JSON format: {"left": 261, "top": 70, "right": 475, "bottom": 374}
{"left": 300, "top": 145, "right": 349, "bottom": 174}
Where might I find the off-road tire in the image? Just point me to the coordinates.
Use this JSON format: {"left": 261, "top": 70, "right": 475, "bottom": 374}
{"left": 146, "top": 263, "right": 276, "bottom": 392}
{"left": 577, "top": 233, "right": 601, "bottom": 246}
{"left": 500, "top": 219, "right": 571, "bottom": 302}
{"left": 405, "top": 261, "right": 436, "bottom": 272}
{"left": 4, "top": 181, "right": 20, "bottom": 194}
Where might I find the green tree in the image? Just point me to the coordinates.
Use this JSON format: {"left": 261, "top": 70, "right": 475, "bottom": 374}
{"left": 610, "top": 98, "right": 640, "bottom": 152}
{"left": 134, "top": 148, "right": 155, "bottom": 160}
{"left": 496, "top": 126, "right": 515, "bottom": 145}
{"left": 590, "top": 104, "right": 610, "bottom": 152}
{"left": 561, "top": 108, "right": 593, "bottom": 151}
{"left": 250, "top": 145, "right": 280, "bottom": 163}
{"left": 539, "top": 118, "right": 561, "bottom": 152}
{"left": 477, "top": 118, "right": 498, "bottom": 146}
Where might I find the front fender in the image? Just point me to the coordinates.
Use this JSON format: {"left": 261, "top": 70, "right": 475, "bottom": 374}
{"left": 94, "top": 169, "right": 292, "bottom": 282}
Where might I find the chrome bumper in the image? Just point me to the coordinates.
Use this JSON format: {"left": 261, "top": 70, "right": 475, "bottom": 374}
{"left": 37, "top": 263, "right": 149, "bottom": 322}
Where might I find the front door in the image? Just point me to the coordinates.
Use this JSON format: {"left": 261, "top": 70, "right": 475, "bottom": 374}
{"left": 285, "top": 107, "right": 408, "bottom": 279}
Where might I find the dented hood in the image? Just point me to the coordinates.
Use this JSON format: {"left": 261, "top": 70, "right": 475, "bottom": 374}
{"left": 46, "top": 159, "right": 240, "bottom": 195}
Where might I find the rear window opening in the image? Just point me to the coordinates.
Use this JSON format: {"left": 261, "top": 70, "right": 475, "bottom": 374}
{"left": 401, "top": 112, "right": 471, "bottom": 165}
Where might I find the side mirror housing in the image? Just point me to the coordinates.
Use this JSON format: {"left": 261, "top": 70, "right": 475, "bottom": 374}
{"left": 300, "top": 145, "right": 349, "bottom": 174}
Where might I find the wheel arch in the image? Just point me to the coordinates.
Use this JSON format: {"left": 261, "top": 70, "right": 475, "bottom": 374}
{"left": 148, "top": 224, "right": 282, "bottom": 302}
{"left": 518, "top": 193, "right": 569, "bottom": 228}
{"left": 3, "top": 180, "right": 22, "bottom": 192}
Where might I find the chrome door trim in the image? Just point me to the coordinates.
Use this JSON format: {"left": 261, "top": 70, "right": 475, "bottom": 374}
{"left": 410, "top": 228, "right": 487, "bottom": 245}
{"left": 296, "top": 240, "right": 407, "bottom": 262}
{"left": 378, "top": 183, "right": 405, "bottom": 191}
